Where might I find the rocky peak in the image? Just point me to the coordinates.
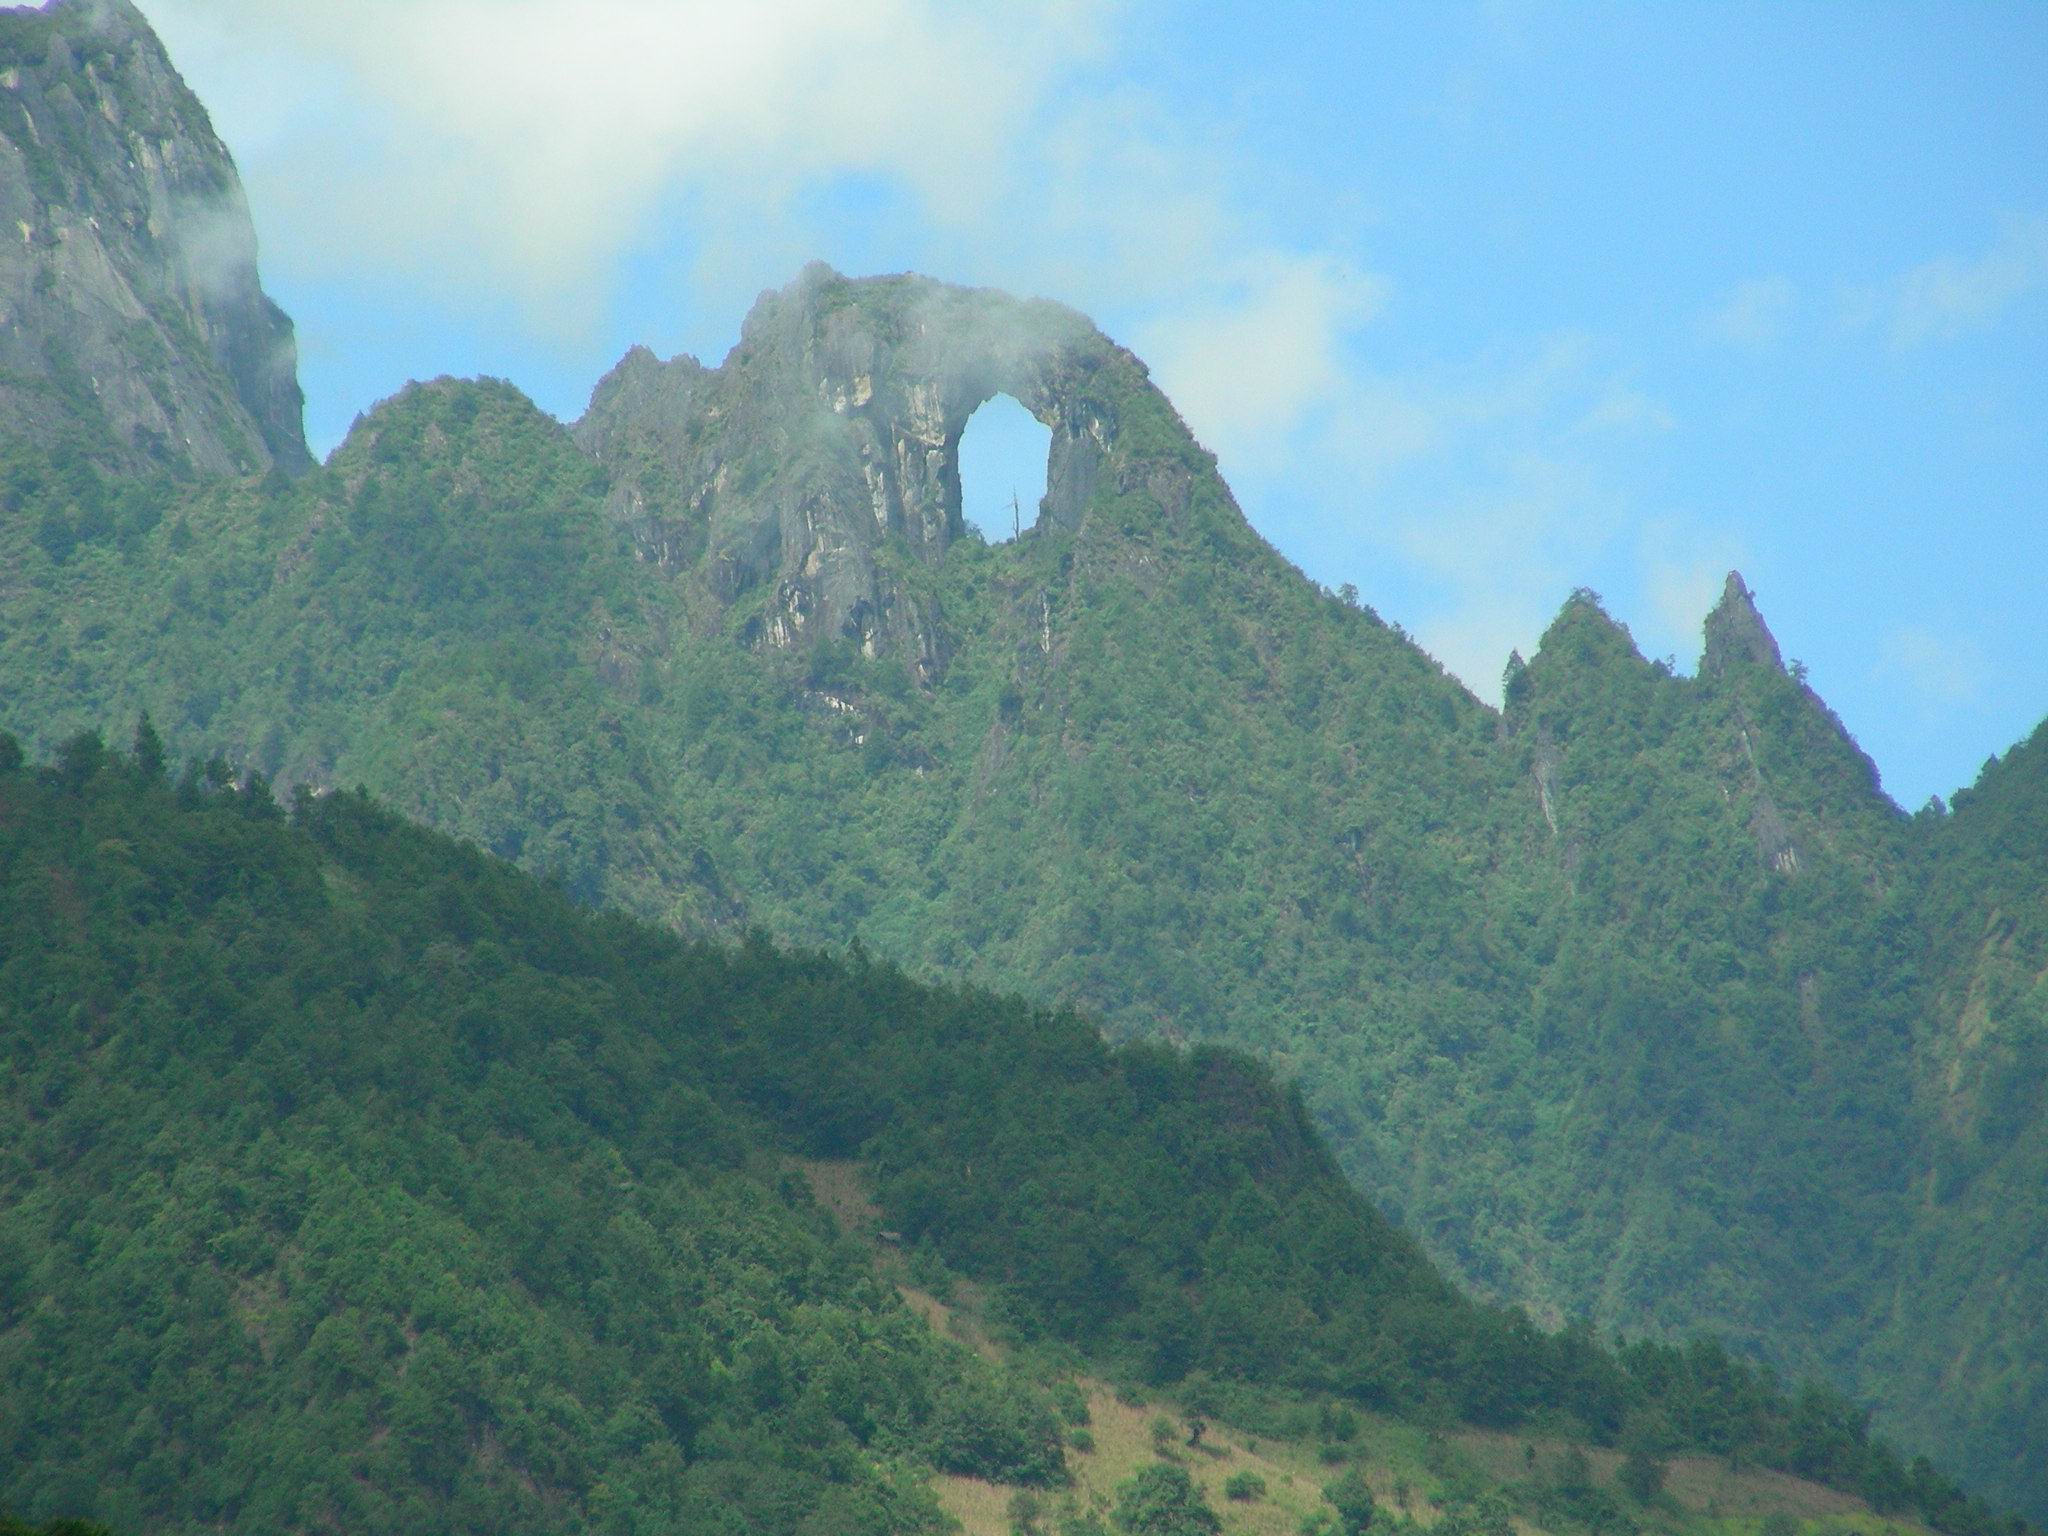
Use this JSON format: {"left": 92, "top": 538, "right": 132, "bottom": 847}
{"left": 0, "top": 0, "right": 310, "bottom": 475}
{"left": 1532, "top": 588, "right": 1647, "bottom": 672}
{"left": 576, "top": 265, "right": 1194, "bottom": 677}
{"left": 1701, "top": 571, "right": 1784, "bottom": 676}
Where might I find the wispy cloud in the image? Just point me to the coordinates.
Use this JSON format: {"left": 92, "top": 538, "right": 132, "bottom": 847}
{"left": 135, "top": 0, "right": 1721, "bottom": 710}
{"left": 1880, "top": 624, "right": 1984, "bottom": 703}
{"left": 1575, "top": 387, "right": 1675, "bottom": 436}
{"left": 146, "top": 0, "right": 1117, "bottom": 327}
{"left": 1136, "top": 252, "right": 1389, "bottom": 470}
{"left": 1849, "top": 214, "right": 2048, "bottom": 348}
{"left": 1192, "top": 323, "right": 1713, "bottom": 700}
{"left": 143, "top": 0, "right": 1419, "bottom": 455}
{"left": 1396, "top": 451, "right": 1611, "bottom": 691}
{"left": 1645, "top": 542, "right": 1746, "bottom": 661}
{"left": 1701, "top": 275, "right": 1794, "bottom": 348}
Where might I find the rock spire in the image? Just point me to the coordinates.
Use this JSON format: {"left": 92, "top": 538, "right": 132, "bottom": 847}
{"left": 1702, "top": 571, "right": 1784, "bottom": 676}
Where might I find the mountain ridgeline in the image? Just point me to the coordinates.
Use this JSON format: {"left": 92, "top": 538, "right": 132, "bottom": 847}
{"left": 2, "top": 0, "right": 2046, "bottom": 1528}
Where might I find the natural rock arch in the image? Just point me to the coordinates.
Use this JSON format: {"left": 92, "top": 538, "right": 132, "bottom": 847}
{"left": 797, "top": 267, "right": 1112, "bottom": 555}
{"left": 575, "top": 264, "right": 1228, "bottom": 677}
{"left": 953, "top": 393, "right": 1055, "bottom": 543}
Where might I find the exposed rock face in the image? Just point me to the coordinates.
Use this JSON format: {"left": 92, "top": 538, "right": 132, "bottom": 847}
{"left": 576, "top": 264, "right": 1169, "bottom": 677}
{"left": 0, "top": 0, "right": 309, "bottom": 475}
{"left": 1702, "top": 570, "right": 1784, "bottom": 676}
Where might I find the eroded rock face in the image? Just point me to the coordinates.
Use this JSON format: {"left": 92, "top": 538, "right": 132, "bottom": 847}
{"left": 575, "top": 264, "right": 1167, "bottom": 676}
{"left": 0, "top": 0, "right": 309, "bottom": 475}
{"left": 1702, "top": 571, "right": 1785, "bottom": 676}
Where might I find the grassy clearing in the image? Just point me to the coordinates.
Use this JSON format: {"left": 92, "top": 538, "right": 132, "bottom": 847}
{"left": 935, "top": 1382, "right": 1334, "bottom": 1536}
{"left": 793, "top": 1157, "right": 1939, "bottom": 1536}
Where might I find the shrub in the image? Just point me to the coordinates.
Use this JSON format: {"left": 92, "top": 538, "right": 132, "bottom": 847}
{"left": 1323, "top": 1469, "right": 1376, "bottom": 1536}
{"left": 1112, "top": 1463, "right": 1221, "bottom": 1536}
{"left": 928, "top": 1365, "right": 1068, "bottom": 1485}
{"left": 1050, "top": 1379, "right": 1092, "bottom": 1425}
{"left": 1225, "top": 1471, "right": 1268, "bottom": 1502}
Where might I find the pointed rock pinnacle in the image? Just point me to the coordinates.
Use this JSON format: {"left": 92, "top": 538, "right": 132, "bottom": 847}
{"left": 1702, "top": 571, "right": 1784, "bottom": 677}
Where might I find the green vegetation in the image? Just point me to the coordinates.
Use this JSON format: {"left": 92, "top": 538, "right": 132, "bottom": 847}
{"left": 1, "top": 256, "right": 2044, "bottom": 1525}
{"left": 0, "top": 737, "right": 1046, "bottom": 1534}
{"left": 4, "top": 357, "right": 2046, "bottom": 1521}
{"left": 1224, "top": 1471, "right": 1267, "bottom": 1502}
{"left": 1111, "top": 1465, "right": 1220, "bottom": 1535}
{"left": 0, "top": 1519, "right": 113, "bottom": 1536}
{"left": 0, "top": 735, "right": 2023, "bottom": 1536}
{"left": 12, "top": 4, "right": 2043, "bottom": 1530}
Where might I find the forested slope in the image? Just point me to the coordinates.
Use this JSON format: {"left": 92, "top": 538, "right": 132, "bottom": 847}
{"left": 0, "top": 736, "right": 2021, "bottom": 1536}
{"left": 3, "top": 0, "right": 2046, "bottom": 1519}
{"left": 9, "top": 350, "right": 2046, "bottom": 1518}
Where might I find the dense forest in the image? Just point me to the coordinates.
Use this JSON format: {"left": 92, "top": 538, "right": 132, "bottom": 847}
{"left": 4, "top": 0, "right": 2046, "bottom": 1525}
{"left": 7, "top": 360, "right": 2046, "bottom": 1520}
{"left": 0, "top": 734, "right": 2026, "bottom": 1536}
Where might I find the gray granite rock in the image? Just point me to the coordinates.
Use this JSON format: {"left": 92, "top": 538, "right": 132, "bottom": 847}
{"left": 575, "top": 263, "right": 1209, "bottom": 679}
{"left": 0, "top": 0, "right": 308, "bottom": 475}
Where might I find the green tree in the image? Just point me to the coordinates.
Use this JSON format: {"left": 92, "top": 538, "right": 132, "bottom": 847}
{"left": 1619, "top": 1445, "right": 1665, "bottom": 1504}
{"left": 1113, "top": 1464, "right": 1221, "bottom": 1536}
{"left": 1619, "top": 1412, "right": 1672, "bottom": 1504}
{"left": 1224, "top": 1471, "right": 1267, "bottom": 1502}
{"left": 132, "top": 713, "right": 167, "bottom": 780}
{"left": 1323, "top": 1468, "right": 1377, "bottom": 1535}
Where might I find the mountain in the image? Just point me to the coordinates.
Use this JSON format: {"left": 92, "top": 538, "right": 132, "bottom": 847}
{"left": 0, "top": 0, "right": 308, "bottom": 477}
{"left": 2, "top": 3, "right": 2045, "bottom": 1525}
{"left": 0, "top": 735, "right": 2017, "bottom": 1536}
{"left": 574, "top": 264, "right": 1127, "bottom": 673}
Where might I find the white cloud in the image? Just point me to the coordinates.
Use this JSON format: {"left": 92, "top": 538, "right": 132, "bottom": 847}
{"left": 1881, "top": 624, "right": 1983, "bottom": 703}
{"left": 143, "top": 0, "right": 1113, "bottom": 324}
{"left": 1850, "top": 214, "right": 2048, "bottom": 348}
{"left": 1136, "top": 251, "right": 1389, "bottom": 468}
{"left": 133, "top": 0, "right": 1731, "bottom": 713}
{"left": 141, "top": 0, "right": 1426, "bottom": 452}
{"left": 1701, "top": 276, "right": 1794, "bottom": 348}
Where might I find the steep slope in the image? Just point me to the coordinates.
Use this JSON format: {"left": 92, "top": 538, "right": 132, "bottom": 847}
{"left": 0, "top": 0, "right": 307, "bottom": 476}
{"left": 1480, "top": 584, "right": 1922, "bottom": 1354}
{"left": 575, "top": 265, "right": 1122, "bottom": 674}
{"left": 0, "top": 738, "right": 2018, "bottom": 1536}
{"left": 1860, "top": 724, "right": 2048, "bottom": 1507}
{"left": 1, "top": 6, "right": 2045, "bottom": 1515}
{"left": 0, "top": 745, "right": 1060, "bottom": 1534}
{"left": 7, "top": 275, "right": 2047, "bottom": 1519}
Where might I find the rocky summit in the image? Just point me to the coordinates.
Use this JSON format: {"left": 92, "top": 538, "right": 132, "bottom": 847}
{"left": 4, "top": 3, "right": 2048, "bottom": 1531}
{"left": 0, "top": 0, "right": 307, "bottom": 476}
{"left": 576, "top": 263, "right": 1213, "bottom": 680}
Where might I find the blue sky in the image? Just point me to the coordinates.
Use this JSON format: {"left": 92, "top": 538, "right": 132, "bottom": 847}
{"left": 144, "top": 0, "right": 2046, "bottom": 807}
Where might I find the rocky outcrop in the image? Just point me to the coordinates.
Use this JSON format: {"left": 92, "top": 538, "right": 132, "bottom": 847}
{"left": 575, "top": 264, "right": 1185, "bottom": 677}
{"left": 1702, "top": 571, "right": 1784, "bottom": 676}
{"left": 0, "top": 0, "right": 308, "bottom": 475}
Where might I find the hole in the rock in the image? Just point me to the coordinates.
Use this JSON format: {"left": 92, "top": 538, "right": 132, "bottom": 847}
{"left": 958, "top": 394, "right": 1051, "bottom": 544}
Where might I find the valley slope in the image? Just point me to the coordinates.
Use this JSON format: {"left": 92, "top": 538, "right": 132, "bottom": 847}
{"left": 2, "top": 0, "right": 2045, "bottom": 1522}
{"left": 0, "top": 735, "right": 2017, "bottom": 1536}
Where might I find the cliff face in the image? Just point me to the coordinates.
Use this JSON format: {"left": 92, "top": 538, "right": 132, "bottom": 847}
{"left": 576, "top": 263, "right": 1204, "bottom": 678}
{"left": 0, "top": 0, "right": 308, "bottom": 475}
{"left": 1702, "top": 571, "right": 1785, "bottom": 676}
{"left": 3, "top": 11, "right": 2045, "bottom": 1515}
